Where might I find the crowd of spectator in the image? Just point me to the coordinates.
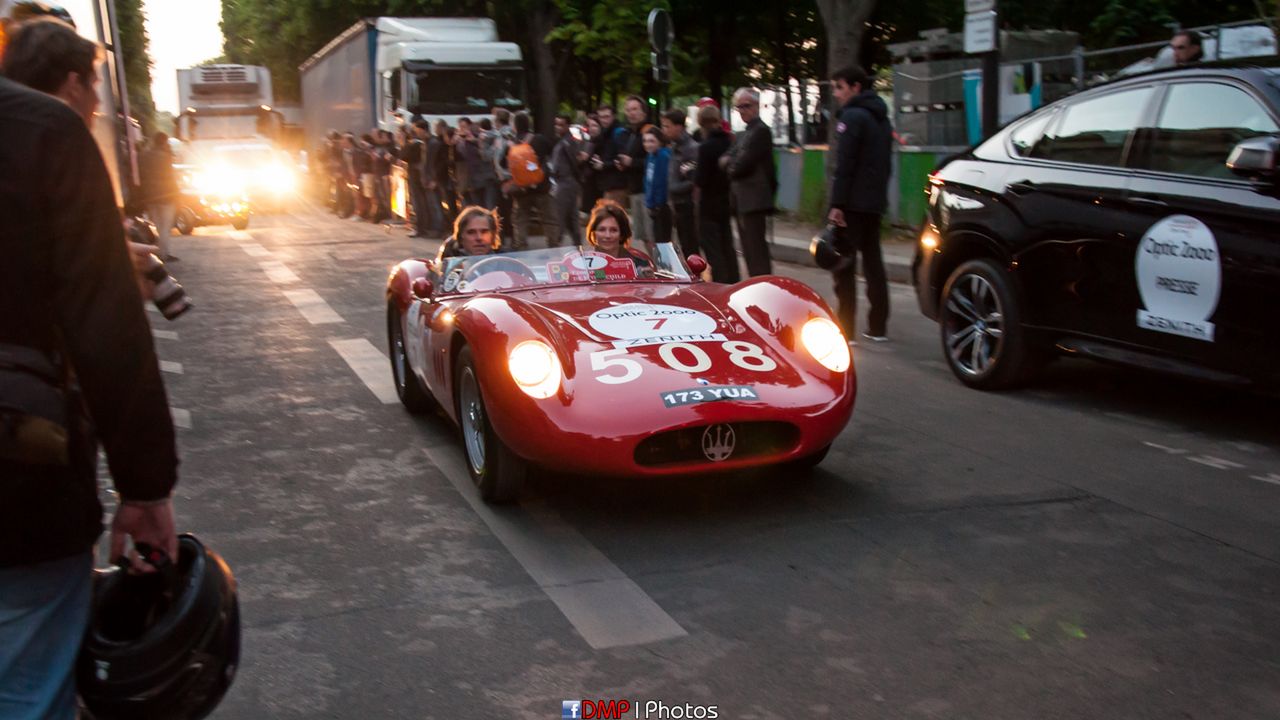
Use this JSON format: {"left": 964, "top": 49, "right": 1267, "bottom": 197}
{"left": 316, "top": 88, "right": 778, "bottom": 281}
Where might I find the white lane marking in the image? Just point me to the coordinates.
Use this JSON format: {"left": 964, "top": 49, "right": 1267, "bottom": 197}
{"left": 1143, "top": 441, "right": 1188, "bottom": 455}
{"left": 171, "top": 407, "right": 191, "bottom": 429}
{"left": 1252, "top": 474, "right": 1280, "bottom": 486}
{"left": 260, "top": 260, "right": 299, "bottom": 284}
{"left": 160, "top": 360, "right": 183, "bottom": 374}
{"left": 228, "top": 230, "right": 252, "bottom": 241}
{"left": 283, "top": 289, "right": 345, "bottom": 325}
{"left": 328, "top": 338, "right": 398, "bottom": 404}
{"left": 1186, "top": 455, "right": 1245, "bottom": 470}
{"left": 152, "top": 329, "right": 178, "bottom": 341}
{"left": 424, "top": 445, "right": 688, "bottom": 649}
{"left": 241, "top": 242, "right": 271, "bottom": 257}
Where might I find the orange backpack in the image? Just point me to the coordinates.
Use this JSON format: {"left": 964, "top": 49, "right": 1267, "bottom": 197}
{"left": 506, "top": 141, "right": 545, "bottom": 188}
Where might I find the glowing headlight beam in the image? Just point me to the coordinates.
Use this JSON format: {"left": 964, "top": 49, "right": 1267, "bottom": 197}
{"left": 508, "top": 340, "right": 562, "bottom": 399}
{"left": 801, "top": 317, "right": 851, "bottom": 373}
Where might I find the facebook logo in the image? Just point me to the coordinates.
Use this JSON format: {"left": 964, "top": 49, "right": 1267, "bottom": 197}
{"left": 562, "top": 700, "right": 581, "bottom": 718}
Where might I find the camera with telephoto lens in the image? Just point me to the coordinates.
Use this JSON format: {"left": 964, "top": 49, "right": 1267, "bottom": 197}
{"left": 143, "top": 254, "right": 192, "bottom": 320}
{"left": 125, "top": 217, "right": 192, "bottom": 320}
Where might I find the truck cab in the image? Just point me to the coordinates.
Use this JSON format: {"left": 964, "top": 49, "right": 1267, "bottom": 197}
{"left": 373, "top": 17, "right": 524, "bottom": 129}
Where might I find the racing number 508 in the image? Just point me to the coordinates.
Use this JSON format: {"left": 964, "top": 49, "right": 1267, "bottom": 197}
{"left": 590, "top": 348, "right": 643, "bottom": 384}
{"left": 589, "top": 341, "right": 776, "bottom": 384}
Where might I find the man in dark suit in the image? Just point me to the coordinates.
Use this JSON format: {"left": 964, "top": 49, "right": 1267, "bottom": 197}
{"left": 722, "top": 88, "right": 776, "bottom": 277}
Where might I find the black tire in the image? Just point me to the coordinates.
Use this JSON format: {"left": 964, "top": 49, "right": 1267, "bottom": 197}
{"left": 455, "top": 345, "right": 525, "bottom": 504}
{"left": 938, "top": 258, "right": 1039, "bottom": 390}
{"left": 175, "top": 208, "right": 196, "bottom": 236}
{"left": 231, "top": 217, "right": 250, "bottom": 230}
{"left": 386, "top": 302, "right": 433, "bottom": 413}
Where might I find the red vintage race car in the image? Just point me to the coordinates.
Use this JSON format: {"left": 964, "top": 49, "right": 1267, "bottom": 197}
{"left": 385, "top": 244, "right": 856, "bottom": 503}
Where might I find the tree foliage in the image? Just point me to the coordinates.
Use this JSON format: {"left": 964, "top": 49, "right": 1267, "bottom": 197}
{"left": 115, "top": 0, "right": 157, "bottom": 134}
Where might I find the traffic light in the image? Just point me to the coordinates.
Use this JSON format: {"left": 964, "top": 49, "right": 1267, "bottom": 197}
{"left": 647, "top": 96, "right": 657, "bottom": 106}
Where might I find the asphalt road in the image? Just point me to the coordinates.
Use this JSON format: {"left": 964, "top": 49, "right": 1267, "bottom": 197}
{"left": 139, "top": 206, "right": 1280, "bottom": 720}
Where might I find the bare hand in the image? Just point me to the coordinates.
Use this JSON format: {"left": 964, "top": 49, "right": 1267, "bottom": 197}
{"left": 618, "top": 155, "right": 633, "bottom": 168}
{"left": 718, "top": 155, "right": 730, "bottom": 170}
{"left": 110, "top": 498, "right": 177, "bottom": 573}
{"left": 128, "top": 241, "right": 159, "bottom": 300}
{"left": 827, "top": 208, "right": 846, "bottom": 228}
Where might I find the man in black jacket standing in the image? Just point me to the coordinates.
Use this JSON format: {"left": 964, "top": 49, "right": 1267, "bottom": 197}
{"left": 0, "top": 72, "right": 178, "bottom": 718}
{"left": 827, "top": 65, "right": 892, "bottom": 342}
{"left": 694, "top": 104, "right": 738, "bottom": 283}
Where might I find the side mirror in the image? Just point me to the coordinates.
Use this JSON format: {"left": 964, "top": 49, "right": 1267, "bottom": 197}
{"left": 1227, "top": 135, "right": 1279, "bottom": 180}
{"left": 686, "top": 254, "right": 708, "bottom": 277}
{"left": 411, "top": 277, "right": 433, "bottom": 299}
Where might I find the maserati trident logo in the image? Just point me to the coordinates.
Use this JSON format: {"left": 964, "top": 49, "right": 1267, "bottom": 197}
{"left": 701, "top": 424, "right": 736, "bottom": 462}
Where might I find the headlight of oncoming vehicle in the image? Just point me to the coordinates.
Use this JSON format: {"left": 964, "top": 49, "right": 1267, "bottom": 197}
{"left": 258, "top": 163, "right": 296, "bottom": 192}
{"left": 801, "top": 317, "right": 851, "bottom": 372}
{"left": 508, "top": 340, "right": 562, "bottom": 399}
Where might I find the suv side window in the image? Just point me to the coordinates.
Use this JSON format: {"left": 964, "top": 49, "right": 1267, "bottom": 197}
{"left": 1009, "top": 111, "right": 1053, "bottom": 157}
{"left": 1036, "top": 86, "right": 1154, "bottom": 167}
{"left": 1137, "top": 82, "right": 1279, "bottom": 179}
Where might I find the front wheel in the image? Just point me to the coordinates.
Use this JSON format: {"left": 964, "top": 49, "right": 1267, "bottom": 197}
{"left": 938, "top": 258, "right": 1040, "bottom": 390}
{"left": 387, "top": 302, "right": 433, "bottom": 413}
{"left": 175, "top": 207, "right": 196, "bottom": 235}
{"left": 455, "top": 345, "right": 525, "bottom": 503}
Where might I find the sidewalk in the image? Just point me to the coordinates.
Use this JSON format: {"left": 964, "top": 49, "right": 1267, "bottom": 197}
{"left": 766, "top": 215, "right": 917, "bottom": 284}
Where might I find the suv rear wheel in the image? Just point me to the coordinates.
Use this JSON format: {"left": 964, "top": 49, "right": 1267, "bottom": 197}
{"left": 939, "top": 259, "right": 1040, "bottom": 389}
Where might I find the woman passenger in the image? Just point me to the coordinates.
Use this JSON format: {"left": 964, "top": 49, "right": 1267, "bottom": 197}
{"left": 585, "top": 200, "right": 653, "bottom": 275}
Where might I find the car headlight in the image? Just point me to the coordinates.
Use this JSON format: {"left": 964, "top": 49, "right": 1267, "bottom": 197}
{"left": 801, "top": 317, "right": 850, "bottom": 372}
{"left": 508, "top": 340, "right": 561, "bottom": 398}
{"left": 258, "top": 163, "right": 296, "bottom": 192}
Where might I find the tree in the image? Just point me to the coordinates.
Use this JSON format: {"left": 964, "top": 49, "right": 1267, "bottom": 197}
{"left": 115, "top": 0, "right": 157, "bottom": 134}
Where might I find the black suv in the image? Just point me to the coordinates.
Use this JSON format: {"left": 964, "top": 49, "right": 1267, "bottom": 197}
{"left": 914, "top": 64, "right": 1280, "bottom": 390}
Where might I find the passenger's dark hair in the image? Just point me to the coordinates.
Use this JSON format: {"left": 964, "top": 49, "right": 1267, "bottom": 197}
{"left": 662, "top": 108, "right": 686, "bottom": 127}
{"left": 513, "top": 111, "right": 531, "bottom": 135}
{"left": 2, "top": 18, "right": 102, "bottom": 94}
{"left": 1173, "top": 29, "right": 1202, "bottom": 47}
{"left": 830, "top": 65, "right": 870, "bottom": 90}
{"left": 586, "top": 199, "right": 632, "bottom": 248}
{"left": 453, "top": 205, "right": 501, "bottom": 250}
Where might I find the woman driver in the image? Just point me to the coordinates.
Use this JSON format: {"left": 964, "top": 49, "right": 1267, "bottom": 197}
{"left": 585, "top": 200, "right": 653, "bottom": 274}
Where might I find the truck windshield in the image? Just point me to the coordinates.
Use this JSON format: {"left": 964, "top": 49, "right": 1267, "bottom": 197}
{"left": 408, "top": 68, "right": 524, "bottom": 115}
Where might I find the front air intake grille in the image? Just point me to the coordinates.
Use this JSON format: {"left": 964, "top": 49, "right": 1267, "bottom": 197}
{"left": 634, "top": 422, "right": 799, "bottom": 467}
{"left": 199, "top": 67, "right": 249, "bottom": 83}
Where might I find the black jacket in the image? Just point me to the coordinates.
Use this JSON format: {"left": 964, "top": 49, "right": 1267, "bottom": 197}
{"left": 695, "top": 127, "right": 732, "bottom": 213}
{"left": 596, "top": 120, "right": 627, "bottom": 192}
{"left": 0, "top": 78, "right": 177, "bottom": 567}
{"left": 829, "top": 90, "right": 892, "bottom": 215}
{"left": 137, "top": 147, "right": 179, "bottom": 205}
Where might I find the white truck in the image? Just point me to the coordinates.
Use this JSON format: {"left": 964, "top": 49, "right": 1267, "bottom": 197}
{"left": 299, "top": 17, "right": 525, "bottom": 150}
{"left": 176, "top": 64, "right": 281, "bottom": 146}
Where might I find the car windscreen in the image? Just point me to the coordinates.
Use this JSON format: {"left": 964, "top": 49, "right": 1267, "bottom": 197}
{"left": 407, "top": 66, "right": 524, "bottom": 115}
{"left": 434, "top": 245, "right": 693, "bottom": 296}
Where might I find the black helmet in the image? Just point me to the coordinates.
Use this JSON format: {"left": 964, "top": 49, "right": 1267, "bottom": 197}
{"left": 810, "top": 224, "right": 851, "bottom": 271}
{"left": 78, "top": 534, "right": 240, "bottom": 720}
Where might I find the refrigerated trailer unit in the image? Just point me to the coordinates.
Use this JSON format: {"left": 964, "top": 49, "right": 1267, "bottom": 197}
{"left": 299, "top": 17, "right": 525, "bottom": 150}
